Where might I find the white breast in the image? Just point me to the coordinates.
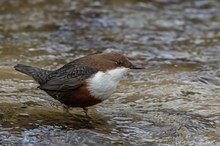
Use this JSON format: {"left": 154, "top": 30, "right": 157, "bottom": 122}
{"left": 87, "top": 67, "right": 129, "bottom": 101}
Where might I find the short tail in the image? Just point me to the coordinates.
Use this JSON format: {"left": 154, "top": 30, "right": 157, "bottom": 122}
{"left": 14, "top": 64, "right": 51, "bottom": 84}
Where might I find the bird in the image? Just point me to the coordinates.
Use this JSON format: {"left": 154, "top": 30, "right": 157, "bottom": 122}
{"left": 14, "top": 52, "right": 138, "bottom": 116}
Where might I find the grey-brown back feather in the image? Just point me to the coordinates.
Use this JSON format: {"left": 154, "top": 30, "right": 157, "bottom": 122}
{"left": 39, "top": 65, "right": 98, "bottom": 91}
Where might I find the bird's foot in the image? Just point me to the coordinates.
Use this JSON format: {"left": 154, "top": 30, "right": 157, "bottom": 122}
{"left": 83, "top": 107, "right": 90, "bottom": 118}
{"left": 63, "top": 105, "right": 72, "bottom": 116}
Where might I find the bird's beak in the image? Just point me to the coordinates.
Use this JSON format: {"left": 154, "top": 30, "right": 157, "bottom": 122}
{"left": 130, "top": 64, "right": 144, "bottom": 69}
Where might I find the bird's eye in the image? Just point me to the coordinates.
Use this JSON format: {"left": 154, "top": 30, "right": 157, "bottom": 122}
{"left": 116, "top": 60, "right": 123, "bottom": 66}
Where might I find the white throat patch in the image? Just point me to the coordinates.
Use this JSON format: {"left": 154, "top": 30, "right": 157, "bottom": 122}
{"left": 87, "top": 67, "right": 129, "bottom": 101}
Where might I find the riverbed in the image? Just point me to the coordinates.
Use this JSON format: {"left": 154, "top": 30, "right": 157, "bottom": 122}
{"left": 0, "top": 0, "right": 219, "bottom": 145}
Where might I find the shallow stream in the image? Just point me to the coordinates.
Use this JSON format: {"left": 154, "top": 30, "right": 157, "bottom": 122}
{"left": 0, "top": 0, "right": 219, "bottom": 145}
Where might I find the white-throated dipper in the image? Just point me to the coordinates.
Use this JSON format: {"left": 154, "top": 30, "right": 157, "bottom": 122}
{"left": 14, "top": 52, "right": 138, "bottom": 116}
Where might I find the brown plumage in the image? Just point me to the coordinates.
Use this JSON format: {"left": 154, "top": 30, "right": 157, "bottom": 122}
{"left": 14, "top": 52, "right": 135, "bottom": 116}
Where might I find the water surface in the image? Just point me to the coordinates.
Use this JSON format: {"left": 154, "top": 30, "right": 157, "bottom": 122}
{"left": 0, "top": 0, "right": 220, "bottom": 145}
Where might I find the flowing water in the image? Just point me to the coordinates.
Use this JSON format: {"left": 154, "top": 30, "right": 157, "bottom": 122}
{"left": 0, "top": 0, "right": 220, "bottom": 145}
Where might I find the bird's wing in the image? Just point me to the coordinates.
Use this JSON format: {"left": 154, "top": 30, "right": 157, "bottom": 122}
{"left": 39, "top": 65, "right": 98, "bottom": 91}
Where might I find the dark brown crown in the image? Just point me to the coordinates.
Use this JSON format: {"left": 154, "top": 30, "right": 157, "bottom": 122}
{"left": 65, "top": 52, "right": 133, "bottom": 72}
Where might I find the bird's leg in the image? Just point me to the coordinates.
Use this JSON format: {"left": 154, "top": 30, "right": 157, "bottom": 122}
{"left": 83, "top": 107, "right": 89, "bottom": 117}
{"left": 63, "top": 105, "right": 71, "bottom": 115}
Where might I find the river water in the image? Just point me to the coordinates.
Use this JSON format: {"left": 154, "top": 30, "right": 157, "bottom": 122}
{"left": 0, "top": 0, "right": 219, "bottom": 145}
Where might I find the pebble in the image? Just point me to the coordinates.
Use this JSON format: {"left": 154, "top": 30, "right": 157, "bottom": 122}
{"left": 17, "top": 113, "right": 29, "bottom": 117}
